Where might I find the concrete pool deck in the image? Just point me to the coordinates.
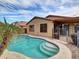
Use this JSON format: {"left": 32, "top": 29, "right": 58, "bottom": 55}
{"left": 0, "top": 50, "right": 32, "bottom": 59}
{"left": 0, "top": 35, "right": 72, "bottom": 59}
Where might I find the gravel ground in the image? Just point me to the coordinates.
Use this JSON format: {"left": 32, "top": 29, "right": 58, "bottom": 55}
{"left": 66, "top": 43, "right": 79, "bottom": 59}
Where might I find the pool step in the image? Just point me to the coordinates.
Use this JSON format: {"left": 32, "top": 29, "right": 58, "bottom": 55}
{"left": 42, "top": 43, "right": 58, "bottom": 52}
{"left": 40, "top": 44, "right": 54, "bottom": 56}
{"left": 45, "top": 42, "right": 57, "bottom": 49}
{"left": 40, "top": 42, "right": 58, "bottom": 56}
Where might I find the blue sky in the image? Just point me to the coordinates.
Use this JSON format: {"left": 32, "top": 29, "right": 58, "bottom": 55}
{"left": 0, "top": 0, "right": 79, "bottom": 23}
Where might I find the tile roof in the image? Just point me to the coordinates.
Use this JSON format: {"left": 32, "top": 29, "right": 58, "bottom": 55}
{"left": 26, "top": 16, "right": 52, "bottom": 25}
{"left": 27, "top": 15, "right": 79, "bottom": 25}
{"left": 15, "top": 21, "right": 28, "bottom": 27}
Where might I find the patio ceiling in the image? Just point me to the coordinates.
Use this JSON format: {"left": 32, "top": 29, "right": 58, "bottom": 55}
{"left": 49, "top": 17, "right": 79, "bottom": 23}
{"left": 46, "top": 15, "right": 79, "bottom": 23}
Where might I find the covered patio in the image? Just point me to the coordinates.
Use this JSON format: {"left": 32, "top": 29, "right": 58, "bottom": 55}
{"left": 52, "top": 17, "right": 79, "bottom": 44}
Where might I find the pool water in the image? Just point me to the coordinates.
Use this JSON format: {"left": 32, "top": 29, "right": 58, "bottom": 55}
{"left": 7, "top": 35, "right": 59, "bottom": 59}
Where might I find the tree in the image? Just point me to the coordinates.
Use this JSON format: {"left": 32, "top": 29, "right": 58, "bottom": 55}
{"left": 0, "top": 17, "right": 22, "bottom": 55}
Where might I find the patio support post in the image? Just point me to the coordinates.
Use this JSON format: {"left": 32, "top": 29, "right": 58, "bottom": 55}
{"left": 77, "top": 31, "right": 79, "bottom": 48}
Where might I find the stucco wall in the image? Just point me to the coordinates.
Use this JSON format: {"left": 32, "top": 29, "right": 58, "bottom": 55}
{"left": 69, "top": 23, "right": 75, "bottom": 35}
{"left": 27, "top": 18, "right": 54, "bottom": 38}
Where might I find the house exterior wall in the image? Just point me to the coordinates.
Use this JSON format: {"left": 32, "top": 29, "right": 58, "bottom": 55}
{"left": 69, "top": 23, "right": 75, "bottom": 35}
{"left": 27, "top": 19, "right": 54, "bottom": 38}
{"left": 69, "top": 23, "right": 79, "bottom": 35}
{"left": 26, "top": 15, "right": 79, "bottom": 43}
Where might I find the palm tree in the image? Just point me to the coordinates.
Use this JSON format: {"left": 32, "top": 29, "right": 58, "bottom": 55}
{"left": 0, "top": 17, "right": 22, "bottom": 55}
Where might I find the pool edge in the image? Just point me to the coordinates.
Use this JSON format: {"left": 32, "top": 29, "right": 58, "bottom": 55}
{"left": 1, "top": 34, "right": 72, "bottom": 59}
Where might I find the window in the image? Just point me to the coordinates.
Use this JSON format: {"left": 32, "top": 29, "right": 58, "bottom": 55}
{"left": 75, "top": 25, "right": 79, "bottom": 33}
{"left": 40, "top": 24, "right": 47, "bottom": 32}
{"left": 29, "top": 25, "right": 34, "bottom": 32}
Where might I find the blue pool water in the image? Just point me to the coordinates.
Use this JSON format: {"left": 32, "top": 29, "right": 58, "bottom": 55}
{"left": 7, "top": 35, "right": 59, "bottom": 59}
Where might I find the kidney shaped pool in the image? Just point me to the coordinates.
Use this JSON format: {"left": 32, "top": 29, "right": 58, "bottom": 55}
{"left": 7, "top": 35, "right": 59, "bottom": 59}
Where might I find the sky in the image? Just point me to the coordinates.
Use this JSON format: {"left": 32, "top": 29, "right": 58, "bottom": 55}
{"left": 0, "top": 0, "right": 79, "bottom": 23}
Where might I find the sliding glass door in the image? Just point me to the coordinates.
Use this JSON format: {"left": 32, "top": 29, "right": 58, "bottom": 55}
{"left": 75, "top": 25, "right": 79, "bottom": 33}
{"left": 54, "top": 24, "right": 69, "bottom": 40}
{"left": 60, "top": 24, "right": 69, "bottom": 36}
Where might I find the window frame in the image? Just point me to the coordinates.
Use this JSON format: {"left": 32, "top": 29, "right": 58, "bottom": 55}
{"left": 29, "top": 25, "right": 34, "bottom": 32}
{"left": 40, "top": 23, "right": 47, "bottom": 33}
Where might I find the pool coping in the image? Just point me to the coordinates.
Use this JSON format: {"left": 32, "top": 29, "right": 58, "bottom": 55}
{"left": 0, "top": 34, "right": 72, "bottom": 59}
